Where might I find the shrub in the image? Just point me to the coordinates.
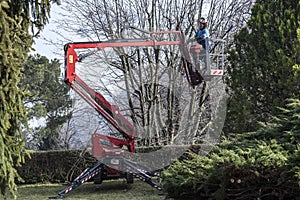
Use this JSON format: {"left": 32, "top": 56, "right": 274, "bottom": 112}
{"left": 162, "top": 99, "right": 300, "bottom": 200}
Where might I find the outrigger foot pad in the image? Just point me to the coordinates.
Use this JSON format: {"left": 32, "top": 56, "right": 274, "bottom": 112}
{"left": 48, "top": 195, "right": 64, "bottom": 199}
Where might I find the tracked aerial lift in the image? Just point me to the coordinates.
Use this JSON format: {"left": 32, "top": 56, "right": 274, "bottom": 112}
{"left": 49, "top": 29, "right": 225, "bottom": 199}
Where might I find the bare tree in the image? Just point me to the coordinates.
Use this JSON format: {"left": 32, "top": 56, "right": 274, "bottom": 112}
{"left": 46, "top": 0, "right": 254, "bottom": 148}
{"left": 58, "top": 94, "right": 105, "bottom": 149}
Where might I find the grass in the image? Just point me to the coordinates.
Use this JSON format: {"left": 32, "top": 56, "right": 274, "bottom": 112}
{"left": 6, "top": 180, "right": 168, "bottom": 200}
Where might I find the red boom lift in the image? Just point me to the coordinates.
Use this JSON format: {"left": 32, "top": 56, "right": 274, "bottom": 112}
{"left": 49, "top": 29, "right": 224, "bottom": 199}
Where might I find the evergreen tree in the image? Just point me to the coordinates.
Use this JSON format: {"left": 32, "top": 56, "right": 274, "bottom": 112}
{"left": 21, "top": 54, "right": 72, "bottom": 150}
{"left": 162, "top": 98, "right": 300, "bottom": 199}
{"left": 0, "top": 0, "right": 60, "bottom": 198}
{"left": 224, "top": 0, "right": 300, "bottom": 133}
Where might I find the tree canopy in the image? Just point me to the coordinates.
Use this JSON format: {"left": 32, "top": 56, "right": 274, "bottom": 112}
{"left": 224, "top": 0, "right": 300, "bottom": 133}
{"left": 21, "top": 54, "right": 72, "bottom": 150}
{"left": 50, "top": 0, "right": 253, "bottom": 150}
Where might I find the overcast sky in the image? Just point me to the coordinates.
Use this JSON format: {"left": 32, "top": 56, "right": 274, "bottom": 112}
{"left": 31, "top": 4, "right": 64, "bottom": 60}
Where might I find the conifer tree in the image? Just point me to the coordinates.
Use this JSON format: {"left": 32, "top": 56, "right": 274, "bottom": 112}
{"left": 22, "top": 54, "right": 72, "bottom": 150}
{"left": 225, "top": 0, "right": 300, "bottom": 133}
{"left": 0, "top": 0, "right": 60, "bottom": 198}
{"left": 162, "top": 99, "right": 300, "bottom": 199}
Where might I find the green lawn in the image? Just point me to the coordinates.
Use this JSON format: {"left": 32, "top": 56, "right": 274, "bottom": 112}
{"left": 7, "top": 180, "right": 168, "bottom": 200}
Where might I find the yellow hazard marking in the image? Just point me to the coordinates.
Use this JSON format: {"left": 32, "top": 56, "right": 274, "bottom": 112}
{"left": 69, "top": 55, "right": 73, "bottom": 63}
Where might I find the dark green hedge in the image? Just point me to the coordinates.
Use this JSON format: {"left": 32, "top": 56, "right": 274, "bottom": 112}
{"left": 16, "top": 150, "right": 97, "bottom": 184}
{"left": 15, "top": 146, "right": 171, "bottom": 184}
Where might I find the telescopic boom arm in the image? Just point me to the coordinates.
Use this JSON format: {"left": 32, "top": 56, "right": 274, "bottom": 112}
{"left": 64, "top": 31, "right": 203, "bottom": 152}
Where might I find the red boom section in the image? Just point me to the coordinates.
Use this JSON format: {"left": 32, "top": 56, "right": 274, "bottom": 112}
{"left": 65, "top": 43, "right": 137, "bottom": 152}
{"left": 64, "top": 31, "right": 203, "bottom": 154}
{"left": 65, "top": 31, "right": 202, "bottom": 87}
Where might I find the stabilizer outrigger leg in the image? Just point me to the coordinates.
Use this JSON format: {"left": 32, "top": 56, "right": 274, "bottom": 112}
{"left": 49, "top": 162, "right": 104, "bottom": 199}
{"left": 123, "top": 158, "right": 162, "bottom": 191}
{"left": 49, "top": 158, "right": 161, "bottom": 199}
